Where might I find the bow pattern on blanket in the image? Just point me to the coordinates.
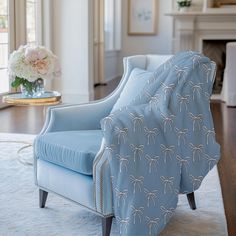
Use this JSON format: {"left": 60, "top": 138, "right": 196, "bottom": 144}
{"left": 101, "top": 51, "right": 220, "bottom": 236}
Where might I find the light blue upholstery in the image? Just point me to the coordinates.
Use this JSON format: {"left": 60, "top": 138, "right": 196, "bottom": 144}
{"left": 112, "top": 68, "right": 155, "bottom": 112}
{"left": 37, "top": 159, "right": 95, "bottom": 211}
{"left": 33, "top": 54, "right": 179, "bottom": 233}
{"left": 35, "top": 130, "right": 103, "bottom": 175}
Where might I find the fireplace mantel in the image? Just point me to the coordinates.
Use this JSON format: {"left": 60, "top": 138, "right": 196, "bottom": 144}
{"left": 166, "top": 11, "right": 236, "bottom": 52}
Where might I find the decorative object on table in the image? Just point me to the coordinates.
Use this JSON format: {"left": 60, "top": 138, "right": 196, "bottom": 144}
{"left": 128, "top": 0, "right": 157, "bottom": 35}
{"left": 8, "top": 45, "right": 61, "bottom": 97}
{"left": 177, "top": 0, "right": 192, "bottom": 12}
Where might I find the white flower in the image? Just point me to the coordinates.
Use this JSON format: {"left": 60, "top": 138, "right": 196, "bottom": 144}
{"left": 25, "top": 47, "right": 39, "bottom": 62}
{"left": 8, "top": 45, "right": 61, "bottom": 82}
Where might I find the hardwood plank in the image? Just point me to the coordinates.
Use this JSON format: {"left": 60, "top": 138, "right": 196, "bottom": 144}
{"left": 0, "top": 106, "right": 44, "bottom": 134}
{"left": 0, "top": 78, "right": 121, "bottom": 135}
{"left": 94, "top": 77, "right": 120, "bottom": 100}
{"left": 211, "top": 102, "right": 236, "bottom": 236}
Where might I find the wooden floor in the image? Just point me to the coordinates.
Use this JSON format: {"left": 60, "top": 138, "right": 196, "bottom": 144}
{"left": 211, "top": 102, "right": 236, "bottom": 236}
{"left": 0, "top": 82, "right": 235, "bottom": 235}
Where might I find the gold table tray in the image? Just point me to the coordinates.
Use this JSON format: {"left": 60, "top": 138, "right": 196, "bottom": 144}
{"left": 3, "top": 91, "right": 61, "bottom": 106}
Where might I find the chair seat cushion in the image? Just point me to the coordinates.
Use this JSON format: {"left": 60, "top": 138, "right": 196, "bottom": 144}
{"left": 35, "top": 130, "right": 103, "bottom": 175}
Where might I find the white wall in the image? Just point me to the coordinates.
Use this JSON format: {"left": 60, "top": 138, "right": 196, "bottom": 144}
{"left": 47, "top": 0, "right": 173, "bottom": 98}
{"left": 105, "top": 0, "right": 173, "bottom": 80}
{"left": 51, "top": 0, "right": 94, "bottom": 103}
{"left": 104, "top": 51, "right": 120, "bottom": 82}
{"left": 121, "top": 0, "right": 173, "bottom": 57}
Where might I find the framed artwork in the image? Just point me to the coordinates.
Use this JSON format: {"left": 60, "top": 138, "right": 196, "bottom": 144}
{"left": 128, "top": 0, "right": 157, "bottom": 35}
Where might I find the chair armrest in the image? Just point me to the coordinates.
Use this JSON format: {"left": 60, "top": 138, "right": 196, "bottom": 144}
{"left": 93, "top": 106, "right": 147, "bottom": 215}
{"left": 39, "top": 55, "right": 150, "bottom": 134}
{"left": 93, "top": 139, "right": 113, "bottom": 215}
{"left": 40, "top": 100, "right": 113, "bottom": 134}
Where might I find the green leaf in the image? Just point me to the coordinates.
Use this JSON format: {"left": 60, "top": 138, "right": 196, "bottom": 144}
{"left": 11, "top": 77, "right": 24, "bottom": 88}
{"left": 22, "top": 79, "right": 34, "bottom": 93}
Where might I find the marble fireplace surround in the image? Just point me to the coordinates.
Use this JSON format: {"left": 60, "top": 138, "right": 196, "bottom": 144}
{"left": 166, "top": 11, "right": 236, "bottom": 98}
{"left": 167, "top": 11, "right": 236, "bottom": 53}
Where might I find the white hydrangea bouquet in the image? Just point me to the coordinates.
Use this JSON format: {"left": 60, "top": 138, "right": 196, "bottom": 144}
{"left": 8, "top": 45, "right": 61, "bottom": 96}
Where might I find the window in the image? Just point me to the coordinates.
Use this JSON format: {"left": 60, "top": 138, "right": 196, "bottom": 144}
{"left": 0, "top": 0, "right": 9, "bottom": 94}
{"left": 26, "top": 0, "right": 37, "bottom": 45}
{"left": 104, "top": 0, "right": 121, "bottom": 51}
{"left": 0, "top": 0, "right": 41, "bottom": 104}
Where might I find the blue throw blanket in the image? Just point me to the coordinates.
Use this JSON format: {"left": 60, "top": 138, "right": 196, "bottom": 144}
{"left": 101, "top": 51, "right": 220, "bottom": 235}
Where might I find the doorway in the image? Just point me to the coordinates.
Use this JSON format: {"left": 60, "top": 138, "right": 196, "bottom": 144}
{"left": 93, "top": 0, "right": 105, "bottom": 87}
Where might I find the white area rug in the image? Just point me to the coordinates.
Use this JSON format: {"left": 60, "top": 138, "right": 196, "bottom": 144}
{"left": 0, "top": 133, "right": 228, "bottom": 236}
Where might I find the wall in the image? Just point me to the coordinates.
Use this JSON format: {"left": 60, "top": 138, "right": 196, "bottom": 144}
{"left": 104, "top": 51, "right": 120, "bottom": 82}
{"left": 47, "top": 0, "right": 173, "bottom": 98}
{"left": 51, "top": 0, "right": 94, "bottom": 103}
{"left": 121, "top": 0, "right": 173, "bottom": 57}
{"left": 105, "top": 0, "right": 173, "bottom": 79}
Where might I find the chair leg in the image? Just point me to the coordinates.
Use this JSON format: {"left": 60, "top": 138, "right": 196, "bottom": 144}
{"left": 187, "top": 192, "right": 196, "bottom": 210}
{"left": 39, "top": 189, "right": 48, "bottom": 208}
{"left": 102, "top": 216, "right": 113, "bottom": 236}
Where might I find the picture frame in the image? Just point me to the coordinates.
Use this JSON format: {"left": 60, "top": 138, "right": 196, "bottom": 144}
{"left": 128, "top": 0, "right": 157, "bottom": 35}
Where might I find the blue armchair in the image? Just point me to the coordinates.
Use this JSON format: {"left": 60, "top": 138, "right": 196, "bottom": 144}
{"left": 34, "top": 54, "right": 196, "bottom": 236}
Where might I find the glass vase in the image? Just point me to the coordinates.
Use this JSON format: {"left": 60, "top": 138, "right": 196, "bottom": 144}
{"left": 20, "top": 78, "right": 45, "bottom": 97}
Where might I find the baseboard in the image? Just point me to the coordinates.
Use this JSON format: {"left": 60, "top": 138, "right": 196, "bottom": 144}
{"left": 211, "top": 94, "right": 222, "bottom": 101}
{"left": 105, "top": 75, "right": 122, "bottom": 83}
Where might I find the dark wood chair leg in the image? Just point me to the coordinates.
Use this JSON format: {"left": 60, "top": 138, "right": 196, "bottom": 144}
{"left": 102, "top": 216, "right": 113, "bottom": 236}
{"left": 187, "top": 192, "right": 196, "bottom": 210}
{"left": 39, "top": 189, "right": 48, "bottom": 208}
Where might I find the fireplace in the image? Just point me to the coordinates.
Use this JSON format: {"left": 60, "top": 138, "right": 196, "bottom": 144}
{"left": 166, "top": 10, "right": 236, "bottom": 96}
{"left": 203, "top": 40, "right": 236, "bottom": 94}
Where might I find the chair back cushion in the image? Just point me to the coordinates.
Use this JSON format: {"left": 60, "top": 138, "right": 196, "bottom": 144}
{"left": 146, "top": 55, "right": 172, "bottom": 71}
{"left": 111, "top": 55, "right": 173, "bottom": 112}
{"left": 111, "top": 68, "right": 154, "bottom": 112}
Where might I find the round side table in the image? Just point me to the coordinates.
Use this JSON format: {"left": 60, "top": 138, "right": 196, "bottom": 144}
{"left": 2, "top": 91, "right": 61, "bottom": 106}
